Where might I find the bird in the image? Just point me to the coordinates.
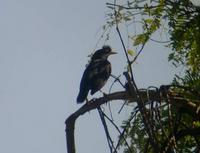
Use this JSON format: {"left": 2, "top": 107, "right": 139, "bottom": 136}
{"left": 77, "top": 45, "right": 117, "bottom": 103}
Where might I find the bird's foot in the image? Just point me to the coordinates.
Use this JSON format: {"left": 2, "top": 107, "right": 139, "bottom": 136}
{"left": 99, "top": 90, "right": 109, "bottom": 105}
{"left": 100, "top": 90, "right": 108, "bottom": 97}
{"left": 86, "top": 98, "right": 92, "bottom": 105}
{"left": 85, "top": 98, "right": 96, "bottom": 105}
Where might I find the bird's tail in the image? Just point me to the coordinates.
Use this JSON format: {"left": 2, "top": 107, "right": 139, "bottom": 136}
{"left": 76, "top": 89, "right": 89, "bottom": 103}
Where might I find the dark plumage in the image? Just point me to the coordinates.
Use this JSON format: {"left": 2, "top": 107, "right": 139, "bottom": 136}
{"left": 77, "top": 46, "right": 116, "bottom": 103}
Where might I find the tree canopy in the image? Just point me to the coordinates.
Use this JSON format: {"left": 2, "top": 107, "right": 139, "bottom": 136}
{"left": 105, "top": 0, "right": 200, "bottom": 152}
{"left": 66, "top": 0, "right": 200, "bottom": 153}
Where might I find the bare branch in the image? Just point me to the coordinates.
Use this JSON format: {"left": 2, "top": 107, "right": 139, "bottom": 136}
{"left": 97, "top": 107, "right": 115, "bottom": 153}
{"left": 106, "top": 2, "right": 161, "bottom": 10}
{"left": 65, "top": 91, "right": 131, "bottom": 153}
{"left": 65, "top": 89, "right": 158, "bottom": 153}
{"left": 65, "top": 85, "right": 200, "bottom": 153}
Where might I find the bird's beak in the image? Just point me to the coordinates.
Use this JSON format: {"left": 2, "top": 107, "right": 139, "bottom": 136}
{"left": 109, "top": 51, "right": 117, "bottom": 55}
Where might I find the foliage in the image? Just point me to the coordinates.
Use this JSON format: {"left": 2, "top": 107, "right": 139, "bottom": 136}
{"left": 105, "top": 0, "right": 200, "bottom": 152}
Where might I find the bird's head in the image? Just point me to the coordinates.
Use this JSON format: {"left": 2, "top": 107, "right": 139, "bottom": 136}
{"left": 91, "top": 45, "right": 117, "bottom": 61}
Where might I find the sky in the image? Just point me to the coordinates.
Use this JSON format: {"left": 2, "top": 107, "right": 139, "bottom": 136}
{"left": 0, "top": 0, "right": 177, "bottom": 153}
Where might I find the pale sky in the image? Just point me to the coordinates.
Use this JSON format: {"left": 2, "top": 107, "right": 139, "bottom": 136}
{"left": 0, "top": 1, "right": 176, "bottom": 153}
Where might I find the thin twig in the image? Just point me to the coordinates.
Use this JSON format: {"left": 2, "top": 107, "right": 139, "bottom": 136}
{"left": 97, "top": 106, "right": 115, "bottom": 153}
{"left": 113, "top": 0, "right": 134, "bottom": 81}
{"left": 110, "top": 74, "right": 125, "bottom": 89}
{"left": 114, "top": 0, "right": 158, "bottom": 148}
{"left": 124, "top": 72, "right": 160, "bottom": 152}
{"left": 108, "top": 74, "right": 124, "bottom": 121}
{"left": 118, "top": 100, "right": 128, "bottom": 114}
{"left": 131, "top": 38, "right": 146, "bottom": 65}
{"left": 150, "top": 38, "right": 171, "bottom": 43}
{"left": 113, "top": 108, "right": 139, "bottom": 153}
{"left": 101, "top": 111, "right": 132, "bottom": 153}
{"left": 106, "top": 2, "right": 162, "bottom": 10}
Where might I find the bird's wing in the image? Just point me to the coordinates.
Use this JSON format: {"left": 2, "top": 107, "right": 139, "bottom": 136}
{"left": 77, "top": 63, "right": 92, "bottom": 103}
{"left": 87, "top": 60, "right": 111, "bottom": 81}
{"left": 78, "top": 60, "right": 111, "bottom": 98}
{"left": 88, "top": 60, "right": 111, "bottom": 94}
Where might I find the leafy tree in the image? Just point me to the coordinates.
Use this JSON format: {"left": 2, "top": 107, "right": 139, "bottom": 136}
{"left": 105, "top": 0, "right": 200, "bottom": 152}
{"left": 66, "top": 0, "right": 200, "bottom": 153}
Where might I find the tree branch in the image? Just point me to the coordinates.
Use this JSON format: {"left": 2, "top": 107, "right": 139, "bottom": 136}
{"left": 65, "top": 90, "right": 158, "bottom": 153}
{"left": 176, "top": 127, "right": 200, "bottom": 140}
{"left": 65, "top": 86, "right": 200, "bottom": 153}
{"left": 65, "top": 91, "right": 131, "bottom": 153}
{"left": 106, "top": 2, "right": 162, "bottom": 10}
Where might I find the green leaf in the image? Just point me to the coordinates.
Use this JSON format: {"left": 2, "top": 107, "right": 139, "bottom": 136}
{"left": 144, "top": 18, "right": 153, "bottom": 24}
{"left": 168, "top": 53, "right": 174, "bottom": 61}
{"left": 193, "top": 121, "right": 200, "bottom": 127}
{"left": 134, "top": 33, "right": 148, "bottom": 46}
{"left": 127, "top": 49, "right": 136, "bottom": 56}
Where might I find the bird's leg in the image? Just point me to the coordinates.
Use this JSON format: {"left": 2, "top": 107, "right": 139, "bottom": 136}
{"left": 86, "top": 97, "right": 90, "bottom": 104}
{"left": 85, "top": 98, "right": 91, "bottom": 114}
{"left": 100, "top": 90, "right": 108, "bottom": 97}
{"left": 99, "top": 90, "right": 109, "bottom": 105}
{"left": 86, "top": 97, "right": 95, "bottom": 105}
